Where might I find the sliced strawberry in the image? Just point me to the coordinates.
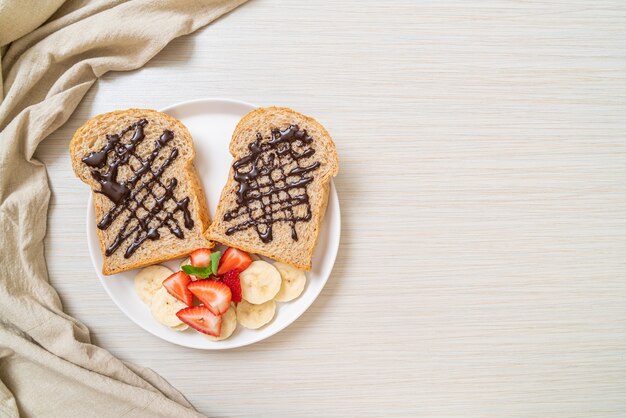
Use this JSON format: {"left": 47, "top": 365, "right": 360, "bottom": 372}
{"left": 220, "top": 269, "right": 242, "bottom": 302}
{"left": 189, "top": 248, "right": 212, "bottom": 267}
{"left": 217, "top": 247, "right": 252, "bottom": 276}
{"left": 187, "top": 279, "right": 232, "bottom": 315}
{"left": 176, "top": 306, "right": 222, "bottom": 337}
{"left": 162, "top": 271, "right": 193, "bottom": 306}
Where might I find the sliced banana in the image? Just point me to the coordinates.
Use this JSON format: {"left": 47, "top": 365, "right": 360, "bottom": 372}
{"left": 236, "top": 299, "right": 276, "bottom": 329}
{"left": 239, "top": 260, "right": 281, "bottom": 304}
{"left": 205, "top": 305, "right": 237, "bottom": 341}
{"left": 171, "top": 323, "right": 189, "bottom": 332}
{"left": 134, "top": 265, "right": 174, "bottom": 305}
{"left": 273, "top": 262, "right": 307, "bottom": 302}
{"left": 150, "top": 287, "right": 187, "bottom": 328}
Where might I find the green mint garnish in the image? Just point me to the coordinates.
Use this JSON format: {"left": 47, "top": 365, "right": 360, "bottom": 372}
{"left": 181, "top": 251, "right": 222, "bottom": 278}
{"left": 210, "top": 251, "right": 222, "bottom": 276}
{"left": 181, "top": 265, "right": 212, "bottom": 278}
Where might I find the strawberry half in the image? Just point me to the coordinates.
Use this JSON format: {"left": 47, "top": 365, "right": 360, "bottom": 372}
{"left": 162, "top": 271, "right": 193, "bottom": 306}
{"left": 217, "top": 247, "right": 252, "bottom": 275}
{"left": 176, "top": 306, "right": 222, "bottom": 337}
{"left": 220, "top": 269, "right": 242, "bottom": 302}
{"left": 189, "top": 248, "right": 212, "bottom": 267}
{"left": 187, "top": 279, "right": 232, "bottom": 315}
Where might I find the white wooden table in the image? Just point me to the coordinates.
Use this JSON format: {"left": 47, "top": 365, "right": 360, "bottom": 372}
{"left": 35, "top": 1, "right": 626, "bottom": 416}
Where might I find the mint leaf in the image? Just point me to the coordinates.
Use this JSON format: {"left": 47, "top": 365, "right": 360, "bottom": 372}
{"left": 181, "top": 251, "right": 222, "bottom": 278}
{"left": 181, "top": 265, "right": 212, "bottom": 278}
{"left": 210, "top": 251, "right": 222, "bottom": 276}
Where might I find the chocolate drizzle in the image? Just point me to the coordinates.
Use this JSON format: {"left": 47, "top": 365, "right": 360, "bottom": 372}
{"left": 81, "top": 120, "right": 194, "bottom": 258}
{"left": 224, "top": 125, "right": 320, "bottom": 243}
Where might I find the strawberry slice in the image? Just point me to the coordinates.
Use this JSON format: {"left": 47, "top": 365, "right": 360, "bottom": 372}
{"left": 176, "top": 306, "right": 222, "bottom": 337}
{"left": 220, "top": 269, "right": 242, "bottom": 302}
{"left": 187, "top": 279, "right": 232, "bottom": 315}
{"left": 162, "top": 271, "right": 193, "bottom": 306}
{"left": 189, "top": 248, "right": 212, "bottom": 267}
{"left": 217, "top": 247, "right": 252, "bottom": 275}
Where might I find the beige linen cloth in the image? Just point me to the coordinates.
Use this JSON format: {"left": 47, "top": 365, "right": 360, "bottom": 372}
{"left": 0, "top": 1, "right": 247, "bottom": 416}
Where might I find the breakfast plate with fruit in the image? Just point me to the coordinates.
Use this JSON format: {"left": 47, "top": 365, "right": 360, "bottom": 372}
{"left": 79, "top": 99, "right": 340, "bottom": 349}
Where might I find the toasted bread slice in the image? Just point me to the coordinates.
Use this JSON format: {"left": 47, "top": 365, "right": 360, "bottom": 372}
{"left": 206, "top": 107, "right": 338, "bottom": 270}
{"left": 70, "top": 109, "right": 212, "bottom": 275}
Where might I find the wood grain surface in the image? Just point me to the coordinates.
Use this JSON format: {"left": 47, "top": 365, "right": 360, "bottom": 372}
{"left": 34, "top": 1, "right": 626, "bottom": 416}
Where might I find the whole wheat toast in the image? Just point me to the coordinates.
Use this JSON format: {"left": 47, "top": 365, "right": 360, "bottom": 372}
{"left": 206, "top": 107, "right": 338, "bottom": 270}
{"left": 70, "top": 109, "right": 212, "bottom": 275}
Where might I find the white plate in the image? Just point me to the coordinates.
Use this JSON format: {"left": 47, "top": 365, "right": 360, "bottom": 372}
{"left": 86, "top": 98, "right": 340, "bottom": 349}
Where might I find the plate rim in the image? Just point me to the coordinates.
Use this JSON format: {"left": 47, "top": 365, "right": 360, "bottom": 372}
{"left": 86, "top": 98, "right": 341, "bottom": 350}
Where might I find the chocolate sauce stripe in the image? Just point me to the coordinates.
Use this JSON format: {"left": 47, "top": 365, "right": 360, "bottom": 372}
{"left": 224, "top": 206, "right": 312, "bottom": 235}
{"left": 227, "top": 150, "right": 318, "bottom": 204}
{"left": 107, "top": 211, "right": 180, "bottom": 257}
{"left": 236, "top": 175, "right": 314, "bottom": 205}
{"left": 277, "top": 149, "right": 298, "bottom": 240}
{"left": 225, "top": 195, "right": 310, "bottom": 224}
{"left": 82, "top": 120, "right": 194, "bottom": 259}
{"left": 230, "top": 154, "right": 314, "bottom": 240}
{"left": 132, "top": 178, "right": 182, "bottom": 238}
{"left": 98, "top": 148, "right": 178, "bottom": 229}
{"left": 224, "top": 125, "right": 320, "bottom": 243}
{"left": 105, "top": 176, "right": 189, "bottom": 258}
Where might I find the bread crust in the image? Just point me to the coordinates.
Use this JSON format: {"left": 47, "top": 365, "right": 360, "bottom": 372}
{"left": 70, "top": 109, "right": 212, "bottom": 275}
{"left": 206, "top": 107, "right": 338, "bottom": 271}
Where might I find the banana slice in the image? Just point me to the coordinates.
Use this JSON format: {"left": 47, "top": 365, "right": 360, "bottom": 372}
{"left": 205, "top": 305, "right": 237, "bottom": 341}
{"left": 171, "top": 323, "right": 189, "bottom": 332}
{"left": 134, "top": 265, "right": 174, "bottom": 305}
{"left": 273, "top": 262, "right": 307, "bottom": 302}
{"left": 239, "top": 260, "right": 281, "bottom": 304}
{"left": 150, "top": 287, "right": 187, "bottom": 328}
{"left": 236, "top": 299, "right": 276, "bottom": 329}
